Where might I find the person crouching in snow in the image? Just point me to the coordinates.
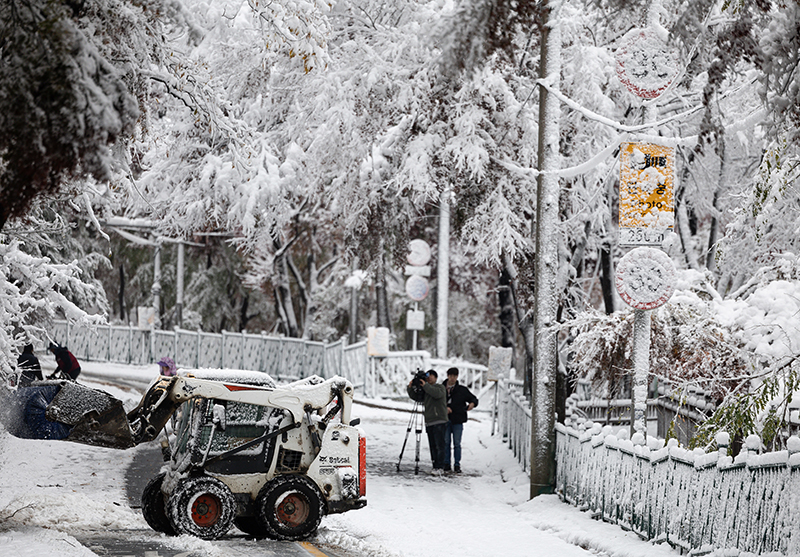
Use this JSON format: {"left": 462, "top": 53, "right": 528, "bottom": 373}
{"left": 157, "top": 357, "right": 176, "bottom": 376}
{"left": 47, "top": 343, "right": 81, "bottom": 380}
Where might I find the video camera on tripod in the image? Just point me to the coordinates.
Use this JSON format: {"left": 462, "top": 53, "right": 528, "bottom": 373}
{"left": 408, "top": 369, "right": 428, "bottom": 402}
{"left": 397, "top": 369, "right": 429, "bottom": 474}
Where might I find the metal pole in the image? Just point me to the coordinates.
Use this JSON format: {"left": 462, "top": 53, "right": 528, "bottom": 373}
{"left": 412, "top": 302, "right": 418, "bottom": 351}
{"left": 631, "top": 308, "right": 651, "bottom": 437}
{"left": 530, "top": 0, "right": 562, "bottom": 499}
{"left": 436, "top": 189, "right": 450, "bottom": 358}
{"left": 176, "top": 241, "right": 184, "bottom": 328}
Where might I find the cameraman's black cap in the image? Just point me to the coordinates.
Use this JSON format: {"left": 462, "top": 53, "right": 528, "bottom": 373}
{"left": 426, "top": 369, "right": 437, "bottom": 379}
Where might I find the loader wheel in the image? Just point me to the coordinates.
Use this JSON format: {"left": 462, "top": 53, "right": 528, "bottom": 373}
{"left": 168, "top": 476, "right": 235, "bottom": 540}
{"left": 257, "top": 475, "right": 324, "bottom": 541}
{"left": 141, "top": 473, "right": 176, "bottom": 535}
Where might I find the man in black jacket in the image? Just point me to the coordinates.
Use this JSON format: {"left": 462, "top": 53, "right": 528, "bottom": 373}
{"left": 443, "top": 367, "right": 478, "bottom": 473}
{"left": 16, "top": 344, "right": 42, "bottom": 387}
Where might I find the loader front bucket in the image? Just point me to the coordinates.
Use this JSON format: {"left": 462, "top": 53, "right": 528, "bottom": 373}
{"left": 0, "top": 381, "right": 135, "bottom": 449}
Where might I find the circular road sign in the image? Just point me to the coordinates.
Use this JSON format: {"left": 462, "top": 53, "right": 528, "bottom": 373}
{"left": 407, "top": 239, "right": 432, "bottom": 267}
{"left": 405, "top": 275, "right": 430, "bottom": 302}
{"left": 615, "top": 247, "right": 676, "bottom": 310}
{"left": 615, "top": 27, "right": 680, "bottom": 99}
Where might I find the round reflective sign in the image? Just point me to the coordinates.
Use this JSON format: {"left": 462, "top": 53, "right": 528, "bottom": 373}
{"left": 407, "top": 239, "right": 431, "bottom": 267}
{"left": 405, "top": 275, "right": 429, "bottom": 302}
{"left": 615, "top": 27, "right": 680, "bottom": 99}
{"left": 615, "top": 247, "right": 676, "bottom": 310}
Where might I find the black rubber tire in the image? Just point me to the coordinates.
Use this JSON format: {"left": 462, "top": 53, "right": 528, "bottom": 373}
{"left": 257, "top": 475, "right": 324, "bottom": 541}
{"left": 167, "top": 475, "right": 235, "bottom": 540}
{"left": 141, "top": 473, "right": 176, "bottom": 535}
{"left": 233, "top": 516, "right": 270, "bottom": 539}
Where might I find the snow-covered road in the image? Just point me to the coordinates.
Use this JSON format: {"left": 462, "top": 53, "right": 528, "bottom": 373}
{"left": 0, "top": 361, "right": 681, "bottom": 557}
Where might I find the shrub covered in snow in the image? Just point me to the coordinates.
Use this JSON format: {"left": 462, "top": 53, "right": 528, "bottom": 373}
{"left": 567, "top": 256, "right": 800, "bottom": 450}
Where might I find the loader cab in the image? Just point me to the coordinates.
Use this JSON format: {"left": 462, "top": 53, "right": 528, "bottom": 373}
{"left": 169, "top": 370, "right": 286, "bottom": 476}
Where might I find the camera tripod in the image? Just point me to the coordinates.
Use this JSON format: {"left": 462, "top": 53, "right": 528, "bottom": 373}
{"left": 396, "top": 400, "right": 424, "bottom": 475}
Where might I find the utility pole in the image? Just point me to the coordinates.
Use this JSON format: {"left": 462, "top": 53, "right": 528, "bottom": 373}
{"left": 176, "top": 241, "right": 184, "bottom": 328}
{"left": 530, "top": 0, "right": 562, "bottom": 499}
{"left": 436, "top": 189, "right": 450, "bottom": 358}
{"left": 152, "top": 241, "right": 162, "bottom": 328}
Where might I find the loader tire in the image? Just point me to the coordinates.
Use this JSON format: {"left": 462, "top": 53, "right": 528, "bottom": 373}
{"left": 257, "top": 475, "right": 324, "bottom": 541}
{"left": 168, "top": 475, "right": 235, "bottom": 540}
{"left": 141, "top": 473, "right": 176, "bottom": 536}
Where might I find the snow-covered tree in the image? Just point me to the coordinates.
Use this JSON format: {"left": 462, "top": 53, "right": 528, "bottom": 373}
{"left": 0, "top": 208, "right": 107, "bottom": 374}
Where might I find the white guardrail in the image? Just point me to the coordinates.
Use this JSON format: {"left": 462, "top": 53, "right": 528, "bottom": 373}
{"left": 556, "top": 423, "right": 800, "bottom": 555}
{"left": 497, "top": 374, "right": 800, "bottom": 555}
{"left": 51, "top": 321, "right": 487, "bottom": 399}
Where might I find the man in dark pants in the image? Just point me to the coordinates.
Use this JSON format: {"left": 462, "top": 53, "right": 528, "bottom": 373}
{"left": 407, "top": 370, "right": 448, "bottom": 475}
{"left": 443, "top": 367, "right": 478, "bottom": 473}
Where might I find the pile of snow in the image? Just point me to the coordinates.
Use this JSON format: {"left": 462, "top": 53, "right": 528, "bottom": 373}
{"left": 664, "top": 266, "right": 800, "bottom": 372}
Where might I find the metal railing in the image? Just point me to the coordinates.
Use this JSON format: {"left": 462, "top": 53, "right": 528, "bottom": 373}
{"left": 496, "top": 373, "right": 530, "bottom": 472}
{"left": 50, "top": 321, "right": 487, "bottom": 398}
{"left": 556, "top": 424, "right": 800, "bottom": 554}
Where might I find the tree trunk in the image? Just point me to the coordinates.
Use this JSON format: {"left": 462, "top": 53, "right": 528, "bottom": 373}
{"left": 239, "top": 293, "right": 250, "bottom": 332}
{"left": 349, "top": 285, "right": 359, "bottom": 344}
{"left": 498, "top": 269, "right": 515, "bottom": 353}
{"left": 501, "top": 253, "right": 534, "bottom": 397}
{"left": 600, "top": 242, "right": 615, "bottom": 314}
{"left": 676, "top": 185, "right": 699, "bottom": 270}
{"left": 706, "top": 137, "right": 725, "bottom": 271}
{"left": 375, "top": 249, "right": 391, "bottom": 330}
{"left": 273, "top": 238, "right": 299, "bottom": 338}
{"left": 119, "top": 264, "right": 126, "bottom": 322}
{"left": 676, "top": 148, "right": 699, "bottom": 270}
{"left": 530, "top": 0, "right": 561, "bottom": 499}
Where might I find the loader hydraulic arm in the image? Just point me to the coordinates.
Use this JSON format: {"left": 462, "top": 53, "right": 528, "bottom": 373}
{"left": 11, "top": 373, "right": 357, "bottom": 450}
{"left": 128, "top": 375, "right": 355, "bottom": 446}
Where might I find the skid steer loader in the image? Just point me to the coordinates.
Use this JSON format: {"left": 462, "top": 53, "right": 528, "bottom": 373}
{"left": 0, "top": 370, "right": 366, "bottom": 541}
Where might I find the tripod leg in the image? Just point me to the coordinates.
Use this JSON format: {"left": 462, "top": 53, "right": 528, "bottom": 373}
{"left": 414, "top": 411, "right": 423, "bottom": 475}
{"left": 396, "top": 402, "right": 418, "bottom": 472}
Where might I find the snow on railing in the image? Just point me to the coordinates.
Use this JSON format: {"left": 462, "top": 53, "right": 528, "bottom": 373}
{"left": 556, "top": 422, "right": 800, "bottom": 555}
{"left": 50, "top": 321, "right": 486, "bottom": 398}
{"left": 496, "top": 374, "right": 531, "bottom": 472}
{"left": 493, "top": 378, "right": 800, "bottom": 554}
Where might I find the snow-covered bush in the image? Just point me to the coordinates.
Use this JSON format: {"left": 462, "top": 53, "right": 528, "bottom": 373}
{"left": 568, "top": 269, "right": 750, "bottom": 400}
{"left": 568, "top": 258, "right": 800, "bottom": 450}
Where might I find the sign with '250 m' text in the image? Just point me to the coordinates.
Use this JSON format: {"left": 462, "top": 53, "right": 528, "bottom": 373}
{"left": 619, "top": 142, "right": 675, "bottom": 246}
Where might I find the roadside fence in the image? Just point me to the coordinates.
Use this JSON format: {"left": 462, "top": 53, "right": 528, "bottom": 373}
{"left": 496, "top": 373, "right": 800, "bottom": 555}
{"left": 51, "top": 321, "right": 487, "bottom": 399}
{"left": 495, "top": 372, "right": 530, "bottom": 472}
{"left": 556, "top": 423, "right": 800, "bottom": 555}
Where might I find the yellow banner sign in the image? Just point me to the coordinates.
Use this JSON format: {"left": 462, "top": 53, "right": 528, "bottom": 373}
{"left": 619, "top": 142, "right": 675, "bottom": 245}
